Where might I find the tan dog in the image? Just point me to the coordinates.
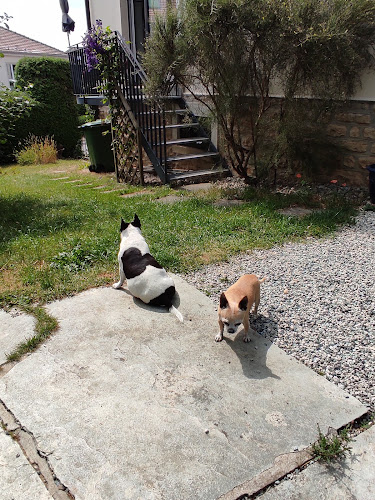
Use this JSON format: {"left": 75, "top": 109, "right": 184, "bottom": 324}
{"left": 216, "top": 274, "right": 266, "bottom": 343}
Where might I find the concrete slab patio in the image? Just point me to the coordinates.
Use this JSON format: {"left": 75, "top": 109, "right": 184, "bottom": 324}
{"left": 260, "top": 425, "right": 375, "bottom": 500}
{"left": 0, "top": 276, "right": 368, "bottom": 499}
{"left": 0, "top": 427, "right": 52, "bottom": 499}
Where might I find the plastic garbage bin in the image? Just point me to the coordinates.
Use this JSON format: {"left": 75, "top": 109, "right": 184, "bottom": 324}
{"left": 366, "top": 164, "right": 375, "bottom": 204}
{"left": 80, "top": 120, "right": 115, "bottom": 172}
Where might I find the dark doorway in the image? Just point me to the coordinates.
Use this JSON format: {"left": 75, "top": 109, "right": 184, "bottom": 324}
{"left": 128, "top": 0, "right": 150, "bottom": 55}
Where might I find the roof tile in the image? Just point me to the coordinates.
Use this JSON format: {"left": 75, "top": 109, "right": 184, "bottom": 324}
{"left": 0, "top": 26, "right": 66, "bottom": 56}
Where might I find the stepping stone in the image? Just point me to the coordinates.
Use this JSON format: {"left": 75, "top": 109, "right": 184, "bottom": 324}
{"left": 157, "top": 195, "right": 186, "bottom": 203}
{"left": 278, "top": 207, "right": 315, "bottom": 217}
{"left": 181, "top": 182, "right": 213, "bottom": 192}
{"left": 50, "top": 177, "right": 69, "bottom": 181}
{"left": 214, "top": 199, "right": 245, "bottom": 207}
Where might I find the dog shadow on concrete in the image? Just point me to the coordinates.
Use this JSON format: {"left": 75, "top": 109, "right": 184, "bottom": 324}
{"left": 223, "top": 312, "right": 280, "bottom": 380}
{"left": 114, "top": 286, "right": 181, "bottom": 316}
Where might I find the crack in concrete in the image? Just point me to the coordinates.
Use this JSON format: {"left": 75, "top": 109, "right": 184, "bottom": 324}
{"left": 0, "top": 360, "right": 18, "bottom": 378}
{"left": 217, "top": 410, "right": 373, "bottom": 500}
{"left": 0, "top": 399, "right": 74, "bottom": 499}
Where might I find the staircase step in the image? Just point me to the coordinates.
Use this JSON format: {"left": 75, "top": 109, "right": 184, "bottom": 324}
{"left": 165, "top": 123, "right": 200, "bottom": 130}
{"left": 168, "top": 169, "right": 229, "bottom": 183}
{"left": 146, "top": 122, "right": 200, "bottom": 131}
{"left": 166, "top": 152, "right": 219, "bottom": 162}
{"left": 166, "top": 109, "right": 190, "bottom": 115}
{"left": 162, "top": 137, "right": 210, "bottom": 146}
{"left": 139, "top": 109, "right": 189, "bottom": 116}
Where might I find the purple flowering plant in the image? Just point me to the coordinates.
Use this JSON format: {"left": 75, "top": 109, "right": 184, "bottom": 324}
{"left": 83, "top": 20, "right": 114, "bottom": 72}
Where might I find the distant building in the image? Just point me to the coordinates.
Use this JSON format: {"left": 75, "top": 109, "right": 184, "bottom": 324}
{"left": 0, "top": 26, "right": 68, "bottom": 89}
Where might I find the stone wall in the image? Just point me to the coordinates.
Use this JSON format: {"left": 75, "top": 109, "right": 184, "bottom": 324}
{"left": 326, "top": 100, "right": 375, "bottom": 186}
{"left": 210, "top": 97, "right": 375, "bottom": 187}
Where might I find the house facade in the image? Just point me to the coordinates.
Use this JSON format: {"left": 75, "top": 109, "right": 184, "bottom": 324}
{"left": 85, "top": 0, "right": 174, "bottom": 55}
{"left": 0, "top": 27, "right": 68, "bottom": 89}
{"left": 82, "top": 1, "right": 375, "bottom": 186}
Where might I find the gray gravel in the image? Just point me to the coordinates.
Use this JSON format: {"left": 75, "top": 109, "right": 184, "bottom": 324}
{"left": 182, "top": 210, "right": 375, "bottom": 411}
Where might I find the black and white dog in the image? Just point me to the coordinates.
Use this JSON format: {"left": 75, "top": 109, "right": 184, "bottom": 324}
{"left": 113, "top": 214, "right": 183, "bottom": 322}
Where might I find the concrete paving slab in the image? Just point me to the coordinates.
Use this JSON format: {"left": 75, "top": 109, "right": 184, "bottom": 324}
{"left": 181, "top": 182, "right": 213, "bottom": 192}
{"left": 0, "top": 277, "right": 366, "bottom": 500}
{"left": 278, "top": 207, "right": 315, "bottom": 217}
{"left": 214, "top": 199, "right": 245, "bottom": 207}
{"left": 259, "top": 425, "right": 375, "bottom": 500}
{"left": 157, "top": 194, "right": 187, "bottom": 204}
{"left": 0, "top": 309, "right": 35, "bottom": 365}
{"left": 0, "top": 427, "right": 52, "bottom": 499}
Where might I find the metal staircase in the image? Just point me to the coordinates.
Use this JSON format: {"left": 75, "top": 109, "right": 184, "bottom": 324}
{"left": 68, "top": 32, "right": 229, "bottom": 185}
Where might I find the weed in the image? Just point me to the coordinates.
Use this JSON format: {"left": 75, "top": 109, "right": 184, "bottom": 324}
{"left": 16, "top": 135, "right": 57, "bottom": 165}
{"left": 311, "top": 425, "right": 352, "bottom": 463}
{"left": 51, "top": 244, "right": 95, "bottom": 272}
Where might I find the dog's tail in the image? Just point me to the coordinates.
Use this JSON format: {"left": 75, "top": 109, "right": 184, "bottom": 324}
{"left": 259, "top": 276, "right": 267, "bottom": 284}
{"left": 169, "top": 305, "right": 184, "bottom": 323}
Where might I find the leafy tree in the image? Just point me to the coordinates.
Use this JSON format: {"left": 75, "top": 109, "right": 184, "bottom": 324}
{"left": 143, "top": 0, "right": 375, "bottom": 183}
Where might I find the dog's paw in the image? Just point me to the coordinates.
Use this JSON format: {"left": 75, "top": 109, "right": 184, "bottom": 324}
{"left": 112, "top": 282, "right": 122, "bottom": 289}
{"left": 215, "top": 333, "right": 223, "bottom": 342}
{"left": 243, "top": 336, "right": 251, "bottom": 343}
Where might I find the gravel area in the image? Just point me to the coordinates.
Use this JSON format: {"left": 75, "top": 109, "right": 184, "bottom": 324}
{"left": 182, "top": 210, "right": 375, "bottom": 411}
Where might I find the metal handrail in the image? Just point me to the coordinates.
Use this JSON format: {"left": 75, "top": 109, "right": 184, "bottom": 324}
{"left": 68, "top": 32, "right": 168, "bottom": 181}
{"left": 113, "top": 33, "right": 167, "bottom": 181}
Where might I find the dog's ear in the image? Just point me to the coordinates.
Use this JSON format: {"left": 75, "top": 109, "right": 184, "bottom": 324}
{"left": 220, "top": 292, "right": 229, "bottom": 309}
{"left": 239, "top": 296, "right": 248, "bottom": 311}
{"left": 132, "top": 213, "right": 141, "bottom": 228}
{"left": 120, "top": 218, "right": 129, "bottom": 232}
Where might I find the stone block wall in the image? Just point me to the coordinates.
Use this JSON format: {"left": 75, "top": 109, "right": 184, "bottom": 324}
{"left": 325, "top": 100, "right": 375, "bottom": 186}
{"left": 211, "top": 97, "right": 375, "bottom": 187}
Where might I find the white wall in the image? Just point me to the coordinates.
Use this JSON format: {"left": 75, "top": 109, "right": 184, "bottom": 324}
{"left": 89, "top": 0, "right": 130, "bottom": 39}
{"left": 352, "top": 70, "right": 375, "bottom": 101}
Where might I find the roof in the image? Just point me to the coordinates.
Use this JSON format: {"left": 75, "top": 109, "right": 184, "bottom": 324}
{"left": 0, "top": 26, "right": 67, "bottom": 56}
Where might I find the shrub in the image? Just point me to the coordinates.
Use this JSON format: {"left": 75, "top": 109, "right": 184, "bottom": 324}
{"left": 16, "top": 148, "right": 37, "bottom": 166}
{"left": 15, "top": 57, "right": 81, "bottom": 158}
{"left": 0, "top": 85, "right": 35, "bottom": 164}
{"left": 143, "top": 0, "right": 375, "bottom": 183}
{"left": 16, "top": 135, "right": 58, "bottom": 165}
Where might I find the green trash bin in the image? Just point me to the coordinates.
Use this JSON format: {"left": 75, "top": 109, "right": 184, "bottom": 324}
{"left": 80, "top": 119, "right": 115, "bottom": 173}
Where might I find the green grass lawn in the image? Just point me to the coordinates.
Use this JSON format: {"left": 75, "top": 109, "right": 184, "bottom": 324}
{"left": 0, "top": 159, "right": 362, "bottom": 359}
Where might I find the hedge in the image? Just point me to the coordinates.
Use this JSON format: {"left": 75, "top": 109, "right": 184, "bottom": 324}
{"left": 15, "top": 57, "right": 81, "bottom": 158}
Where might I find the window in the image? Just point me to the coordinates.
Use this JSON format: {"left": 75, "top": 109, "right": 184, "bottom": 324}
{"left": 6, "top": 63, "right": 16, "bottom": 89}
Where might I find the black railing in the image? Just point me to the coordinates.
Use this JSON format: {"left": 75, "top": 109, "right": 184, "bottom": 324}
{"left": 68, "top": 45, "right": 102, "bottom": 96}
{"left": 115, "top": 34, "right": 167, "bottom": 180}
{"left": 68, "top": 33, "right": 169, "bottom": 182}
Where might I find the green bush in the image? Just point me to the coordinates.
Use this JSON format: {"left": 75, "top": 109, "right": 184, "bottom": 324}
{"left": 16, "top": 135, "right": 58, "bottom": 165}
{"left": 15, "top": 57, "right": 81, "bottom": 158}
{"left": 16, "top": 148, "right": 37, "bottom": 166}
{"left": 0, "top": 85, "right": 35, "bottom": 163}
